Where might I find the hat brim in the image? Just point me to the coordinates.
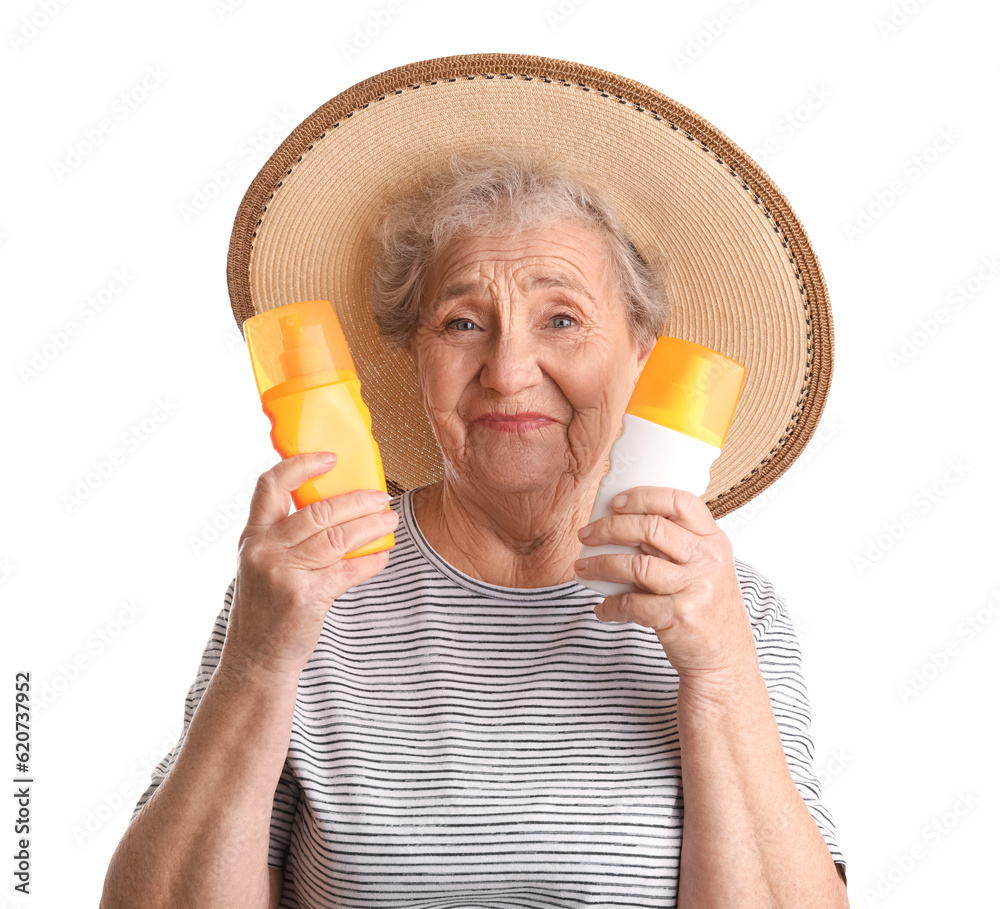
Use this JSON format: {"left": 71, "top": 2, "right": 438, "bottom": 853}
{"left": 227, "top": 53, "right": 833, "bottom": 519}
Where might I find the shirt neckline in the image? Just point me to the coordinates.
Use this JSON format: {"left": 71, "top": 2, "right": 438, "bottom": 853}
{"left": 399, "top": 488, "right": 599, "bottom": 603}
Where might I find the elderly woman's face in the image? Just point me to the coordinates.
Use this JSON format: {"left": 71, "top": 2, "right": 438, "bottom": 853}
{"left": 407, "top": 221, "right": 652, "bottom": 496}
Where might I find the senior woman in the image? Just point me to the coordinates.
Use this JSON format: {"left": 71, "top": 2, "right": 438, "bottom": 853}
{"left": 103, "top": 56, "right": 847, "bottom": 909}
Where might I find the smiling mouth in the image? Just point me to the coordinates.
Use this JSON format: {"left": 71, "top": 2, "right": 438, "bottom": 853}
{"left": 475, "top": 413, "right": 556, "bottom": 433}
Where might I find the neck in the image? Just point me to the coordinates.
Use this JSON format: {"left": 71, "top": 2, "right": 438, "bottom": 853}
{"left": 412, "top": 476, "right": 600, "bottom": 589}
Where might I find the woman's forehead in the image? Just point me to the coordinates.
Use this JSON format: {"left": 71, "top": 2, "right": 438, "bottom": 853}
{"left": 425, "top": 224, "right": 611, "bottom": 300}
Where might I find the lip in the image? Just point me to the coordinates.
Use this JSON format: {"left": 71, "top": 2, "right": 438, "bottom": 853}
{"left": 474, "top": 412, "right": 557, "bottom": 433}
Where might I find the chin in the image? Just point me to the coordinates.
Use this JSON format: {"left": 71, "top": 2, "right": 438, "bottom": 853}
{"left": 440, "top": 435, "right": 589, "bottom": 498}
{"left": 458, "top": 458, "right": 569, "bottom": 498}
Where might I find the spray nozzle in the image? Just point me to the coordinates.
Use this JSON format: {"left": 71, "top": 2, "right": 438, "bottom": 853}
{"left": 278, "top": 312, "right": 325, "bottom": 379}
{"left": 245, "top": 300, "right": 358, "bottom": 398}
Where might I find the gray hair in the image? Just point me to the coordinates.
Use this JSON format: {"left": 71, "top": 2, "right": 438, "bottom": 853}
{"left": 369, "top": 151, "right": 668, "bottom": 349}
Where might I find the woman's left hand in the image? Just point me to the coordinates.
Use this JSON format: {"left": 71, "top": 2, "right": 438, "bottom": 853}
{"left": 574, "top": 486, "right": 759, "bottom": 686}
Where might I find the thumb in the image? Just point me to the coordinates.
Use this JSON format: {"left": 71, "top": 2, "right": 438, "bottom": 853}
{"left": 245, "top": 451, "right": 337, "bottom": 530}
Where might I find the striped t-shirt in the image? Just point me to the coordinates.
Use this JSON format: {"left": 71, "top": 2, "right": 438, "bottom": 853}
{"left": 134, "top": 488, "right": 843, "bottom": 907}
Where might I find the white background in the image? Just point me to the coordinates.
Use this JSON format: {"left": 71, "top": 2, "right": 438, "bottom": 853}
{"left": 2, "top": 0, "right": 998, "bottom": 906}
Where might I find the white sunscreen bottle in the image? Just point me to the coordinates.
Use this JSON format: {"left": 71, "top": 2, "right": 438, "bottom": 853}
{"left": 576, "top": 336, "right": 746, "bottom": 596}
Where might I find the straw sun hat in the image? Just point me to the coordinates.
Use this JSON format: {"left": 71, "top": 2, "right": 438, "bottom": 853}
{"left": 227, "top": 53, "right": 833, "bottom": 519}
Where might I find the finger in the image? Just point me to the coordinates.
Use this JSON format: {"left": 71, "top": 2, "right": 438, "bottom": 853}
{"left": 286, "top": 507, "right": 399, "bottom": 569}
{"left": 274, "top": 487, "right": 391, "bottom": 551}
{"left": 579, "top": 512, "right": 695, "bottom": 563}
{"left": 246, "top": 452, "right": 339, "bottom": 529}
{"left": 575, "top": 550, "right": 684, "bottom": 596}
{"left": 595, "top": 590, "right": 677, "bottom": 631}
{"left": 607, "top": 486, "right": 717, "bottom": 535}
{"left": 314, "top": 546, "right": 394, "bottom": 603}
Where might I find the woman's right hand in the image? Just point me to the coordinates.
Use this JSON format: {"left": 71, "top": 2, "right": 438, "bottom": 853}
{"left": 221, "top": 451, "right": 399, "bottom": 680}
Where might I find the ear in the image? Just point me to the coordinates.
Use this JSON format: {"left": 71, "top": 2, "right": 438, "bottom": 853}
{"left": 633, "top": 337, "right": 656, "bottom": 384}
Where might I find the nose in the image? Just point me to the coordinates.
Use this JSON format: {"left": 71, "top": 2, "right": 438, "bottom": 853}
{"left": 478, "top": 327, "right": 543, "bottom": 398}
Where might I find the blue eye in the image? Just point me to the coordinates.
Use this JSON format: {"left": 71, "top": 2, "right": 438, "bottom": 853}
{"left": 551, "top": 316, "right": 575, "bottom": 328}
{"left": 448, "top": 319, "right": 478, "bottom": 332}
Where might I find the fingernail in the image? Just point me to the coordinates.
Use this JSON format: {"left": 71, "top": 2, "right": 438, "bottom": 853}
{"left": 610, "top": 493, "right": 627, "bottom": 508}
{"left": 320, "top": 452, "right": 337, "bottom": 463}
{"left": 578, "top": 524, "right": 593, "bottom": 541}
{"left": 574, "top": 558, "right": 588, "bottom": 572}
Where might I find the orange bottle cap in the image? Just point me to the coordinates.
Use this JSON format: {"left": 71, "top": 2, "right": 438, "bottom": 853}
{"left": 626, "top": 336, "right": 746, "bottom": 448}
{"left": 245, "top": 300, "right": 357, "bottom": 397}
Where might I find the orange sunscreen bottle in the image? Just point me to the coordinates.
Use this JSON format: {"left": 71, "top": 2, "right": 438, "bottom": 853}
{"left": 244, "top": 299, "right": 394, "bottom": 558}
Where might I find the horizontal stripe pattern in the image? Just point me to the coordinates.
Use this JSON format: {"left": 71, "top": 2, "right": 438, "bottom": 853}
{"left": 134, "top": 489, "right": 843, "bottom": 907}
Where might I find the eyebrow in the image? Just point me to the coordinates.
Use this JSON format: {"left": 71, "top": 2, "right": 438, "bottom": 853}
{"left": 524, "top": 273, "right": 597, "bottom": 303}
{"left": 429, "top": 271, "right": 597, "bottom": 310}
